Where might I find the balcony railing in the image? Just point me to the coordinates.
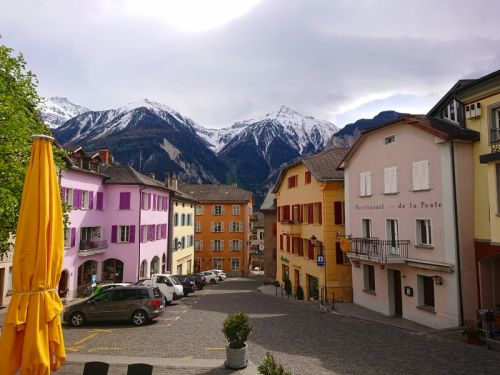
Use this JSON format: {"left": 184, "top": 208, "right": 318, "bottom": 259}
{"left": 78, "top": 240, "right": 108, "bottom": 256}
{"left": 280, "top": 220, "right": 301, "bottom": 235}
{"left": 347, "top": 238, "right": 410, "bottom": 263}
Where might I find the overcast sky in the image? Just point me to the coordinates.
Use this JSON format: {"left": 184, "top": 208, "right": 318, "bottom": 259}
{"left": 1, "top": 0, "right": 500, "bottom": 129}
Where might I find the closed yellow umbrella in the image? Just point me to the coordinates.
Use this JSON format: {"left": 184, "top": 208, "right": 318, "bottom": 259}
{"left": 0, "top": 135, "right": 66, "bottom": 374}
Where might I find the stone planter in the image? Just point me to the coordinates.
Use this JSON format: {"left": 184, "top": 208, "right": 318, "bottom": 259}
{"left": 225, "top": 342, "right": 248, "bottom": 369}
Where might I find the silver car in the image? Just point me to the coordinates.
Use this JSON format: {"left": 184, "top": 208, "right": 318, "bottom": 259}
{"left": 63, "top": 285, "right": 164, "bottom": 327}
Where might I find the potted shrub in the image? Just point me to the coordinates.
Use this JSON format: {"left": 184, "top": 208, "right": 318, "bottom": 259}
{"left": 222, "top": 311, "right": 253, "bottom": 369}
{"left": 462, "top": 319, "right": 484, "bottom": 345}
{"left": 283, "top": 277, "right": 292, "bottom": 297}
{"left": 296, "top": 285, "right": 304, "bottom": 300}
{"left": 258, "top": 353, "right": 292, "bottom": 375}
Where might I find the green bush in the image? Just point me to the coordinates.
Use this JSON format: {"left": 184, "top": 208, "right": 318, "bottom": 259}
{"left": 283, "top": 277, "right": 292, "bottom": 296}
{"left": 296, "top": 285, "right": 304, "bottom": 300}
{"left": 222, "top": 312, "right": 253, "bottom": 349}
{"left": 258, "top": 353, "right": 292, "bottom": 375}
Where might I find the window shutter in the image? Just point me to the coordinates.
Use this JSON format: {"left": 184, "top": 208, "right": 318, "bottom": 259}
{"left": 239, "top": 222, "right": 243, "bottom": 232}
{"left": 299, "top": 204, "right": 303, "bottom": 223}
{"left": 96, "top": 192, "right": 103, "bottom": 209}
{"left": 334, "top": 201, "right": 342, "bottom": 225}
{"left": 221, "top": 240, "right": 224, "bottom": 250}
{"left": 421, "top": 160, "right": 429, "bottom": 189}
{"left": 211, "top": 240, "right": 214, "bottom": 250}
{"left": 150, "top": 225, "right": 155, "bottom": 241}
{"left": 129, "top": 225, "right": 136, "bottom": 243}
{"left": 308, "top": 240, "right": 314, "bottom": 259}
{"left": 366, "top": 171, "right": 372, "bottom": 196}
{"left": 280, "top": 235, "right": 283, "bottom": 250}
{"left": 221, "top": 222, "right": 224, "bottom": 232}
{"left": 147, "top": 194, "right": 151, "bottom": 210}
{"left": 139, "top": 225, "right": 144, "bottom": 243}
{"left": 152, "top": 194, "right": 157, "bottom": 210}
{"left": 308, "top": 203, "right": 313, "bottom": 223}
{"left": 286, "top": 236, "right": 290, "bottom": 252}
{"left": 119, "top": 192, "right": 130, "bottom": 209}
{"left": 163, "top": 224, "right": 167, "bottom": 239}
{"left": 70, "top": 228, "right": 76, "bottom": 247}
{"left": 211, "top": 205, "right": 215, "bottom": 215}
{"left": 384, "top": 167, "right": 397, "bottom": 194}
{"left": 111, "top": 225, "right": 117, "bottom": 243}
{"left": 335, "top": 242, "right": 344, "bottom": 264}
{"left": 318, "top": 202, "right": 323, "bottom": 224}
{"left": 89, "top": 191, "right": 94, "bottom": 209}
{"left": 360, "top": 173, "right": 366, "bottom": 196}
{"left": 277, "top": 206, "right": 281, "bottom": 221}
{"left": 141, "top": 192, "right": 145, "bottom": 210}
{"left": 221, "top": 206, "right": 225, "bottom": 215}
{"left": 73, "top": 189, "right": 79, "bottom": 208}
{"left": 229, "top": 240, "right": 233, "bottom": 250}
{"left": 61, "top": 187, "right": 66, "bottom": 202}
{"left": 211, "top": 222, "right": 214, "bottom": 232}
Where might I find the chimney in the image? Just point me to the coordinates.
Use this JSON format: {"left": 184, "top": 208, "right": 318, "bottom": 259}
{"left": 164, "top": 173, "right": 178, "bottom": 190}
{"left": 99, "top": 149, "right": 111, "bottom": 165}
{"left": 148, "top": 172, "right": 156, "bottom": 180}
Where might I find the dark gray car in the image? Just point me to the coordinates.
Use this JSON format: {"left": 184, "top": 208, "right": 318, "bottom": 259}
{"left": 63, "top": 285, "right": 164, "bottom": 327}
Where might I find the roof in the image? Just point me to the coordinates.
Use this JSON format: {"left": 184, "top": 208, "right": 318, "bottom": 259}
{"left": 455, "top": 69, "right": 500, "bottom": 101}
{"left": 102, "top": 165, "right": 168, "bottom": 190}
{"left": 171, "top": 189, "right": 199, "bottom": 204}
{"left": 260, "top": 189, "right": 276, "bottom": 211}
{"left": 427, "top": 79, "right": 474, "bottom": 116}
{"left": 272, "top": 147, "right": 348, "bottom": 193}
{"left": 339, "top": 115, "right": 480, "bottom": 168}
{"left": 252, "top": 212, "right": 264, "bottom": 227}
{"left": 178, "top": 183, "right": 253, "bottom": 203}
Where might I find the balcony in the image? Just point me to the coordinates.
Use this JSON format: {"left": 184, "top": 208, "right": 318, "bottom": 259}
{"left": 280, "top": 220, "right": 301, "bottom": 235}
{"left": 78, "top": 240, "right": 108, "bottom": 256}
{"left": 479, "top": 130, "right": 500, "bottom": 163}
{"left": 347, "top": 238, "right": 409, "bottom": 264}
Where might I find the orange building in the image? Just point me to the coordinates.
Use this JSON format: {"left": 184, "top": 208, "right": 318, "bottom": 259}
{"left": 178, "top": 184, "right": 254, "bottom": 276}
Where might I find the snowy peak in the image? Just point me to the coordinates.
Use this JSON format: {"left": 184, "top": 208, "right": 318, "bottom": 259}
{"left": 38, "top": 97, "right": 91, "bottom": 128}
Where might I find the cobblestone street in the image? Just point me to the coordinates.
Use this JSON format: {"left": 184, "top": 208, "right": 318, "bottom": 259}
{"left": 54, "top": 277, "right": 500, "bottom": 374}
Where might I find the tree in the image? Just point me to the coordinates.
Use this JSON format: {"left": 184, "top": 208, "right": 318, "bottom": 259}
{"left": 0, "top": 40, "right": 59, "bottom": 253}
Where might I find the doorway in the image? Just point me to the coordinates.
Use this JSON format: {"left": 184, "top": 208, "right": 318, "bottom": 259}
{"left": 389, "top": 269, "right": 402, "bottom": 317}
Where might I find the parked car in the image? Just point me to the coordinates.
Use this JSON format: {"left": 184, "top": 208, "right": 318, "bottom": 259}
{"left": 63, "top": 285, "right": 164, "bottom": 327}
{"left": 191, "top": 274, "right": 206, "bottom": 290}
{"left": 208, "top": 269, "right": 226, "bottom": 281}
{"left": 176, "top": 275, "right": 196, "bottom": 296}
{"left": 199, "top": 271, "right": 218, "bottom": 284}
{"left": 91, "top": 283, "right": 131, "bottom": 296}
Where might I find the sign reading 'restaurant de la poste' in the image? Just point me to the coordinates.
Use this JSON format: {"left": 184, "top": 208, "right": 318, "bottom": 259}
{"left": 354, "top": 201, "right": 443, "bottom": 211}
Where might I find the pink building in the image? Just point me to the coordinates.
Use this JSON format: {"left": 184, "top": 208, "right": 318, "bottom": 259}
{"left": 59, "top": 157, "right": 170, "bottom": 299}
{"left": 339, "top": 116, "right": 479, "bottom": 328}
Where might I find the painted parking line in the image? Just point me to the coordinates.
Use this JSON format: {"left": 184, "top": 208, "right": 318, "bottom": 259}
{"left": 66, "top": 346, "right": 85, "bottom": 352}
{"left": 74, "top": 333, "right": 98, "bottom": 345}
{"left": 87, "top": 347, "right": 122, "bottom": 353}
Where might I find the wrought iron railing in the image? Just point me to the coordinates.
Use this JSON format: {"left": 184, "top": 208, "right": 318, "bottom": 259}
{"left": 79, "top": 240, "right": 108, "bottom": 251}
{"left": 349, "top": 238, "right": 410, "bottom": 263}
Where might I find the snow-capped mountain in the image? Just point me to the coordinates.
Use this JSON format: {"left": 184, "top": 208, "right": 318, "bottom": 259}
{"left": 38, "top": 97, "right": 91, "bottom": 128}
{"left": 52, "top": 99, "right": 338, "bottom": 205}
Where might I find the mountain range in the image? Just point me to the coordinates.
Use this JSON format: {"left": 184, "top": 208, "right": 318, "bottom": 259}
{"left": 48, "top": 98, "right": 339, "bottom": 206}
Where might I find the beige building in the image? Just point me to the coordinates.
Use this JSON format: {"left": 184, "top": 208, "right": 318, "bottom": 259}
{"left": 0, "top": 249, "right": 13, "bottom": 308}
{"left": 260, "top": 190, "right": 277, "bottom": 282}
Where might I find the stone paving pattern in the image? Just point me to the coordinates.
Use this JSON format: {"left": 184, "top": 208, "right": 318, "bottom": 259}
{"left": 3, "top": 277, "right": 500, "bottom": 374}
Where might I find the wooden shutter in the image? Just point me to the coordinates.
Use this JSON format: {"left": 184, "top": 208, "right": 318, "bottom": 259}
{"left": 334, "top": 201, "right": 342, "bottom": 225}
{"left": 70, "top": 228, "right": 76, "bottom": 247}
{"left": 111, "top": 225, "right": 117, "bottom": 243}
{"left": 96, "top": 192, "right": 103, "bottom": 209}
{"left": 335, "top": 242, "right": 344, "bottom": 264}
{"left": 286, "top": 236, "right": 290, "bottom": 252}
{"left": 277, "top": 206, "right": 281, "bottom": 221}
{"left": 308, "top": 240, "right": 314, "bottom": 259}
{"left": 308, "top": 203, "right": 313, "bottom": 223}
{"left": 318, "top": 202, "right": 322, "bottom": 224}
{"left": 299, "top": 204, "right": 303, "bottom": 223}
{"left": 119, "top": 192, "right": 130, "bottom": 209}
{"left": 280, "top": 235, "right": 283, "bottom": 250}
{"left": 129, "top": 225, "right": 136, "bottom": 243}
{"left": 89, "top": 191, "right": 94, "bottom": 209}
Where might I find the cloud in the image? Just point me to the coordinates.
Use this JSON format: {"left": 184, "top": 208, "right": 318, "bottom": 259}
{"left": 1, "top": 0, "right": 499, "bottom": 128}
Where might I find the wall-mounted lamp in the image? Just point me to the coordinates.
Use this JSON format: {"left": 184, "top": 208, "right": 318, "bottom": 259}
{"left": 432, "top": 275, "right": 443, "bottom": 285}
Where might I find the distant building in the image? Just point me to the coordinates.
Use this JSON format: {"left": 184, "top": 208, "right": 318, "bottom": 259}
{"left": 260, "top": 190, "right": 277, "bottom": 282}
{"left": 249, "top": 212, "right": 265, "bottom": 271}
{"left": 339, "top": 116, "right": 479, "bottom": 328}
{"left": 179, "top": 183, "right": 253, "bottom": 276}
{"left": 273, "top": 148, "right": 352, "bottom": 302}
{"left": 0, "top": 243, "right": 14, "bottom": 308}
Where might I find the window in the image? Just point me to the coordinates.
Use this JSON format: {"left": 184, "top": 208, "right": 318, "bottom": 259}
{"left": 63, "top": 187, "right": 73, "bottom": 207}
{"left": 174, "top": 213, "right": 179, "bottom": 226}
{"left": 7, "top": 266, "right": 13, "bottom": 293}
{"left": 232, "top": 205, "right": 240, "bottom": 215}
{"left": 497, "top": 164, "right": 500, "bottom": 214}
{"left": 186, "top": 214, "right": 192, "bottom": 226}
{"left": 418, "top": 275, "right": 435, "bottom": 309}
{"left": 412, "top": 160, "right": 430, "bottom": 191}
{"left": 212, "top": 205, "right": 224, "bottom": 215}
{"left": 384, "top": 135, "right": 396, "bottom": 145}
{"left": 259, "top": 231, "right": 264, "bottom": 240}
{"left": 188, "top": 235, "right": 194, "bottom": 247}
{"left": 118, "top": 225, "right": 130, "bottom": 243}
{"left": 491, "top": 107, "right": 500, "bottom": 144}
{"left": 181, "top": 214, "right": 186, "bottom": 226}
{"left": 195, "top": 240, "right": 204, "bottom": 251}
{"left": 305, "top": 171, "right": 312, "bottom": 184}
{"left": 362, "top": 219, "right": 372, "bottom": 238}
{"left": 231, "top": 258, "right": 240, "bottom": 272}
{"left": 211, "top": 240, "right": 224, "bottom": 251}
{"left": 195, "top": 222, "right": 201, "bottom": 233}
{"left": 384, "top": 167, "right": 398, "bottom": 194}
{"left": 313, "top": 202, "right": 322, "bottom": 224}
{"left": 177, "top": 265, "right": 183, "bottom": 275}
{"left": 81, "top": 190, "right": 90, "bottom": 209}
{"left": 334, "top": 201, "right": 345, "bottom": 225}
{"left": 64, "top": 228, "right": 74, "bottom": 248}
{"left": 187, "top": 260, "right": 192, "bottom": 273}
{"left": 363, "top": 264, "right": 375, "bottom": 292}
{"left": 229, "top": 240, "right": 242, "bottom": 251}
{"left": 287, "top": 175, "right": 298, "bottom": 189}
{"left": 443, "top": 100, "right": 458, "bottom": 123}
{"left": 416, "top": 219, "right": 432, "bottom": 246}
{"left": 360, "top": 171, "right": 372, "bottom": 197}
{"left": 230, "top": 222, "right": 242, "bottom": 232}
{"left": 141, "top": 225, "right": 148, "bottom": 243}
{"left": 156, "top": 225, "right": 162, "bottom": 241}
{"left": 212, "top": 222, "right": 224, "bottom": 232}
{"left": 386, "top": 219, "right": 399, "bottom": 253}
{"left": 141, "top": 192, "right": 151, "bottom": 210}
{"left": 213, "top": 257, "right": 223, "bottom": 270}
{"left": 195, "top": 205, "right": 204, "bottom": 215}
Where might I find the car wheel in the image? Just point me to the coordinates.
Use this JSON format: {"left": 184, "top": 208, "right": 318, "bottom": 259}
{"left": 210, "top": 278, "right": 216, "bottom": 284}
{"left": 70, "top": 311, "right": 85, "bottom": 327}
{"left": 131, "top": 310, "right": 148, "bottom": 326}
{"left": 163, "top": 296, "right": 171, "bottom": 305}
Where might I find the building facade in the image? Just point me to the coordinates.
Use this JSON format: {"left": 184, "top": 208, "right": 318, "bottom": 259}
{"left": 340, "top": 116, "right": 479, "bottom": 328}
{"left": 274, "top": 148, "right": 352, "bottom": 302}
{"left": 0, "top": 248, "right": 13, "bottom": 308}
{"left": 249, "top": 212, "right": 265, "bottom": 271}
{"left": 179, "top": 184, "right": 253, "bottom": 276}
{"left": 260, "top": 190, "right": 277, "bottom": 282}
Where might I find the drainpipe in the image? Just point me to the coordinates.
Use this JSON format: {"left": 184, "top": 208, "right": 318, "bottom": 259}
{"left": 451, "top": 140, "right": 464, "bottom": 326}
{"left": 138, "top": 186, "right": 146, "bottom": 280}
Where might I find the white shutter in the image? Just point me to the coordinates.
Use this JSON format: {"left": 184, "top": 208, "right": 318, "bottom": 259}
{"left": 229, "top": 240, "right": 233, "bottom": 250}
{"left": 384, "top": 167, "right": 397, "bottom": 194}
{"left": 239, "top": 240, "right": 243, "bottom": 250}
{"left": 221, "top": 240, "right": 224, "bottom": 251}
{"left": 211, "top": 222, "right": 214, "bottom": 232}
{"left": 360, "top": 172, "right": 366, "bottom": 196}
{"left": 200, "top": 240, "right": 204, "bottom": 250}
{"left": 421, "top": 160, "right": 429, "bottom": 190}
{"left": 211, "top": 240, "right": 214, "bottom": 250}
{"left": 239, "top": 222, "right": 243, "bottom": 232}
{"left": 412, "top": 161, "right": 421, "bottom": 190}
{"left": 384, "top": 168, "right": 391, "bottom": 193}
{"left": 366, "top": 171, "right": 372, "bottom": 196}
{"left": 221, "top": 206, "right": 225, "bottom": 215}
{"left": 221, "top": 222, "right": 224, "bottom": 232}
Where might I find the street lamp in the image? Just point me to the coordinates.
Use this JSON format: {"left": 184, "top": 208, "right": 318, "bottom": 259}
{"left": 310, "top": 235, "right": 327, "bottom": 303}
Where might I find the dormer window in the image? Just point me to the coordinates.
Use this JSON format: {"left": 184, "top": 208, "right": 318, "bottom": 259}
{"left": 384, "top": 135, "right": 396, "bottom": 145}
{"left": 443, "top": 100, "right": 458, "bottom": 123}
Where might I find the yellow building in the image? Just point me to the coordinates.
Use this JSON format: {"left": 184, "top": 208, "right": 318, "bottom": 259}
{"left": 273, "top": 148, "right": 352, "bottom": 302}
{"left": 454, "top": 70, "right": 500, "bottom": 309}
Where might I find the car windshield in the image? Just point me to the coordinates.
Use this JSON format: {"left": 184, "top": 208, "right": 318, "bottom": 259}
{"left": 170, "top": 276, "right": 181, "bottom": 285}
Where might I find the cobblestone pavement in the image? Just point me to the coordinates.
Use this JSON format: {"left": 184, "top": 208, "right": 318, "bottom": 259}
{"left": 5, "top": 277, "right": 500, "bottom": 374}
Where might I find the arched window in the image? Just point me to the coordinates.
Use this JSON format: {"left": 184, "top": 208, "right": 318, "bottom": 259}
{"left": 140, "top": 260, "right": 148, "bottom": 278}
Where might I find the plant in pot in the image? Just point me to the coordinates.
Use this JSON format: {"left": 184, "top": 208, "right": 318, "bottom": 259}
{"left": 283, "top": 277, "right": 292, "bottom": 297}
{"left": 296, "top": 285, "right": 304, "bottom": 300}
{"left": 462, "top": 319, "right": 484, "bottom": 345}
{"left": 222, "top": 311, "right": 253, "bottom": 369}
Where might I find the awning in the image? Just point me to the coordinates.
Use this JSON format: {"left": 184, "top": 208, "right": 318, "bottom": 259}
{"left": 406, "top": 259, "right": 455, "bottom": 273}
